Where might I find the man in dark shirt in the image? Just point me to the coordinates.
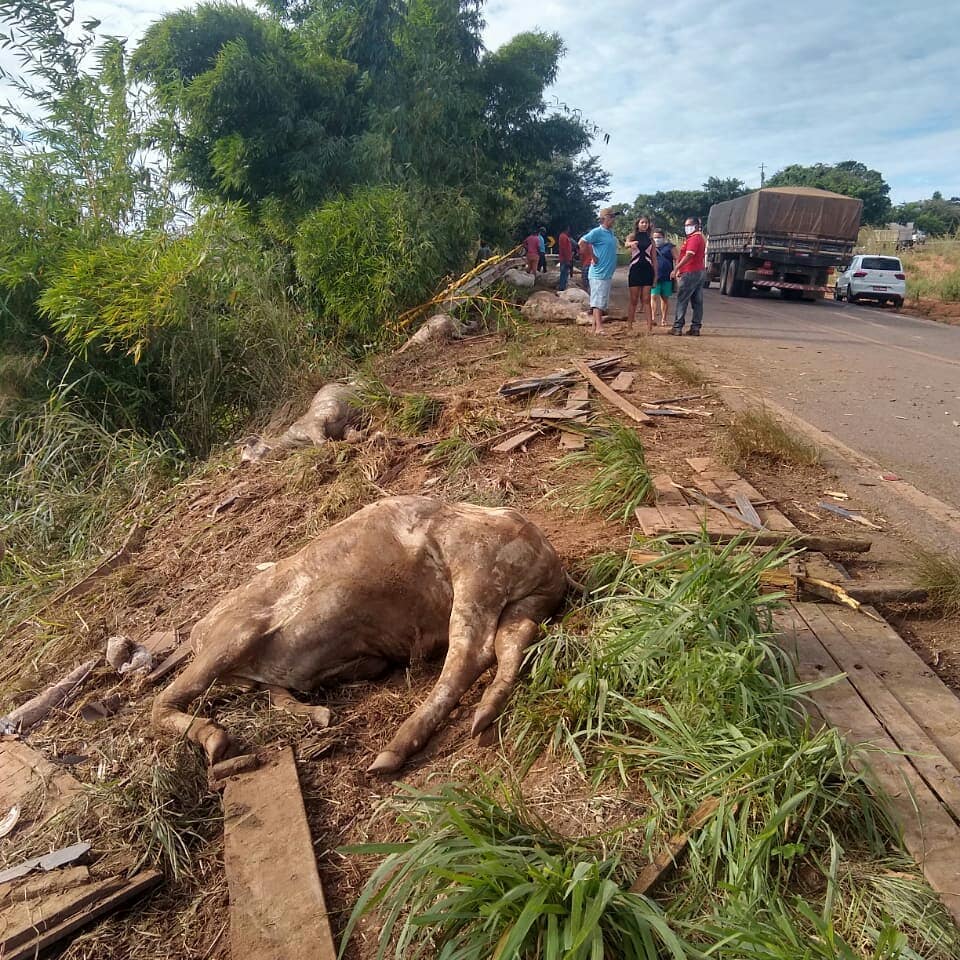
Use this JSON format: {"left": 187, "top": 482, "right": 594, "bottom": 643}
{"left": 557, "top": 226, "right": 573, "bottom": 291}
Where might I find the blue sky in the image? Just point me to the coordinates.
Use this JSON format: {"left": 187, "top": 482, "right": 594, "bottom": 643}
{"left": 6, "top": 0, "right": 958, "bottom": 206}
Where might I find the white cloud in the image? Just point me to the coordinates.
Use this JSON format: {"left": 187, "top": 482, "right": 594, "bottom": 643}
{"left": 3, "top": 0, "right": 956, "bottom": 206}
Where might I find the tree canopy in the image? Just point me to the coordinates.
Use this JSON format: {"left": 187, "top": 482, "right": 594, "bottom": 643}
{"left": 627, "top": 177, "right": 748, "bottom": 235}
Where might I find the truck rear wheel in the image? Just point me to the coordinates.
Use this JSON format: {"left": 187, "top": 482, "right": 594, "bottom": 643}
{"left": 719, "top": 260, "right": 730, "bottom": 296}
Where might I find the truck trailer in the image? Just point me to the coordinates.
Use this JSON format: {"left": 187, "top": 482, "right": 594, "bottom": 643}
{"left": 705, "top": 187, "right": 863, "bottom": 301}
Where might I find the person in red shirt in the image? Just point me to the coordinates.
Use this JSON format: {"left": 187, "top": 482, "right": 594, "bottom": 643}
{"left": 670, "top": 216, "right": 707, "bottom": 336}
{"left": 557, "top": 226, "right": 573, "bottom": 291}
{"left": 524, "top": 231, "right": 540, "bottom": 273}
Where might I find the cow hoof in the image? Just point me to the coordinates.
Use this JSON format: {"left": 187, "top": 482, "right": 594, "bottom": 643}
{"left": 202, "top": 728, "right": 234, "bottom": 765}
{"left": 367, "top": 750, "right": 404, "bottom": 776}
{"left": 470, "top": 706, "right": 498, "bottom": 737}
{"left": 307, "top": 705, "right": 332, "bottom": 729}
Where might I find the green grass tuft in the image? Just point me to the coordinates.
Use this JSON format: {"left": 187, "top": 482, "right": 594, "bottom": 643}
{"left": 720, "top": 409, "right": 820, "bottom": 468}
{"left": 912, "top": 548, "right": 960, "bottom": 615}
{"left": 561, "top": 423, "right": 654, "bottom": 522}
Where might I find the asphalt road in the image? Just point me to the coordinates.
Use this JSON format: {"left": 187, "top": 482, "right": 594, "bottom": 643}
{"left": 666, "top": 286, "right": 960, "bottom": 508}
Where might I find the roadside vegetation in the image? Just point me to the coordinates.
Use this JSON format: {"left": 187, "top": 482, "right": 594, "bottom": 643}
{"left": 348, "top": 536, "right": 960, "bottom": 958}
{"left": 912, "top": 548, "right": 960, "bottom": 616}
{"left": 720, "top": 409, "right": 821, "bottom": 469}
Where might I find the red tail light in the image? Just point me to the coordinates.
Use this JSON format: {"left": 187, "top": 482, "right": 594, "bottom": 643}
{"left": 852, "top": 271, "right": 867, "bottom": 277}
{"left": 895, "top": 273, "right": 905, "bottom": 280}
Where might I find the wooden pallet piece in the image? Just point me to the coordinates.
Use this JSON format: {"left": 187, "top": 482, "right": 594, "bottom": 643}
{"left": 558, "top": 432, "right": 586, "bottom": 451}
{"left": 809, "top": 605, "right": 960, "bottom": 771}
{"left": 0, "top": 869, "right": 160, "bottom": 960}
{"left": 777, "top": 604, "right": 960, "bottom": 925}
{"left": 651, "top": 474, "right": 686, "bottom": 506}
{"left": 490, "top": 429, "right": 540, "bottom": 453}
{"left": 794, "top": 604, "right": 960, "bottom": 821}
{"left": 223, "top": 746, "right": 336, "bottom": 960}
{"left": 609, "top": 371, "right": 636, "bottom": 392}
{"left": 568, "top": 386, "right": 589, "bottom": 403}
{"left": 0, "top": 741, "right": 80, "bottom": 824}
{"left": 572, "top": 361, "right": 653, "bottom": 425}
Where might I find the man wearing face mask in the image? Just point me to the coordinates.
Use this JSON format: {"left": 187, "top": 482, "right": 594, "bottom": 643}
{"left": 670, "top": 217, "right": 707, "bottom": 336}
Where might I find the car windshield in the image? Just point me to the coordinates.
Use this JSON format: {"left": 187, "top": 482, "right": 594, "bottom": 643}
{"left": 861, "top": 257, "right": 902, "bottom": 271}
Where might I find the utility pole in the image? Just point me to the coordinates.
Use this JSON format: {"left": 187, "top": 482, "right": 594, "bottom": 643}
{"left": 760, "top": 163, "right": 766, "bottom": 188}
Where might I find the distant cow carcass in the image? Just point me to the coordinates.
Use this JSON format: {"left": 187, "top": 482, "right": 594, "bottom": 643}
{"left": 152, "top": 496, "right": 566, "bottom": 773}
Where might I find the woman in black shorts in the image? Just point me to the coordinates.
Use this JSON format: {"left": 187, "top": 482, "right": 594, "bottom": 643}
{"left": 627, "top": 215, "right": 657, "bottom": 333}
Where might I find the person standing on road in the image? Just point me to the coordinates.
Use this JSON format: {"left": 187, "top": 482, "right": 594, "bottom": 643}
{"left": 557, "top": 225, "right": 574, "bottom": 291}
{"left": 671, "top": 216, "right": 707, "bottom": 336}
{"left": 626, "top": 215, "right": 657, "bottom": 334}
{"left": 537, "top": 228, "right": 548, "bottom": 272}
{"left": 524, "top": 230, "right": 540, "bottom": 274}
{"left": 579, "top": 207, "right": 620, "bottom": 335}
{"left": 650, "top": 228, "right": 676, "bottom": 326}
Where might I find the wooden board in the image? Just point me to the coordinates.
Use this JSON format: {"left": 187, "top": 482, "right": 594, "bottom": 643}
{"left": 777, "top": 604, "right": 960, "bottom": 925}
{"left": 0, "top": 870, "right": 160, "bottom": 960}
{"left": 490, "top": 429, "right": 540, "bottom": 453}
{"left": 0, "top": 741, "right": 80, "bottom": 825}
{"left": 633, "top": 508, "right": 870, "bottom": 552}
{"left": 651, "top": 474, "right": 686, "bottom": 506}
{"left": 572, "top": 361, "right": 653, "bottom": 425}
{"left": 609, "top": 372, "right": 636, "bottom": 392}
{"left": 527, "top": 407, "right": 587, "bottom": 421}
{"left": 223, "top": 746, "right": 336, "bottom": 960}
{"left": 558, "top": 432, "right": 586, "bottom": 451}
{"left": 809, "top": 605, "right": 960, "bottom": 771}
{"left": 568, "top": 386, "right": 589, "bottom": 402}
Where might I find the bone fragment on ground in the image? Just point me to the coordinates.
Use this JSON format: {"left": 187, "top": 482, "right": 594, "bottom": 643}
{"left": 397, "top": 313, "right": 461, "bottom": 353}
{"left": 240, "top": 382, "right": 361, "bottom": 462}
{"left": 151, "top": 496, "right": 565, "bottom": 773}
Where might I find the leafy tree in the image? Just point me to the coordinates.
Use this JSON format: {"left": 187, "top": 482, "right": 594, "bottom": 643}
{"left": 766, "top": 160, "right": 891, "bottom": 225}
{"left": 627, "top": 178, "right": 747, "bottom": 236}
{"left": 891, "top": 197, "right": 960, "bottom": 236}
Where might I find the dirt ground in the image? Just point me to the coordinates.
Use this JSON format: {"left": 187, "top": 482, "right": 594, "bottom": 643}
{"left": 4, "top": 282, "right": 960, "bottom": 958}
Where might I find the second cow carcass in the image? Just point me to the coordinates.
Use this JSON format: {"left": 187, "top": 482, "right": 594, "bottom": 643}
{"left": 152, "top": 496, "right": 566, "bottom": 774}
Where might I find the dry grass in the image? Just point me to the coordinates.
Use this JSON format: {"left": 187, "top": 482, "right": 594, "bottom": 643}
{"left": 719, "top": 409, "right": 820, "bottom": 468}
{"left": 912, "top": 548, "right": 960, "bottom": 616}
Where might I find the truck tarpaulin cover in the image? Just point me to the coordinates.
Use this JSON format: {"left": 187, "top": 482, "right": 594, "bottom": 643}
{"left": 707, "top": 187, "right": 863, "bottom": 241}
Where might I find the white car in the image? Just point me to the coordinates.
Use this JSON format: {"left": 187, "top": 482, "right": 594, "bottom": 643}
{"left": 834, "top": 255, "right": 905, "bottom": 308}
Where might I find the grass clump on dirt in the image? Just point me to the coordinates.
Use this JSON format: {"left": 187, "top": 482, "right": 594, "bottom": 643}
{"left": 346, "top": 533, "right": 959, "bottom": 958}
{"left": 353, "top": 376, "right": 444, "bottom": 436}
{"left": 720, "top": 409, "right": 820, "bottom": 468}
{"left": 912, "top": 548, "right": 960, "bottom": 615}
{"left": 343, "top": 777, "right": 693, "bottom": 960}
{"left": 561, "top": 423, "right": 654, "bottom": 522}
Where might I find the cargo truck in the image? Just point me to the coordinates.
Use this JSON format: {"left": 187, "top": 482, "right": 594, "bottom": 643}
{"left": 705, "top": 187, "right": 863, "bottom": 301}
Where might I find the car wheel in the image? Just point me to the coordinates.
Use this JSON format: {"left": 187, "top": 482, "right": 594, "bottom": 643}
{"left": 833, "top": 283, "right": 843, "bottom": 301}
{"left": 893, "top": 296, "right": 904, "bottom": 309}
{"left": 847, "top": 285, "right": 857, "bottom": 304}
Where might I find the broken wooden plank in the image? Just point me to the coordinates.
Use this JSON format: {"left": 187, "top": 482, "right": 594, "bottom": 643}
{"left": 0, "top": 843, "right": 91, "bottom": 885}
{"left": 683, "top": 488, "right": 764, "bottom": 531}
{"left": 798, "top": 576, "right": 884, "bottom": 622}
{"left": 498, "top": 354, "right": 626, "bottom": 398}
{"left": 0, "top": 866, "right": 89, "bottom": 906}
{"left": 733, "top": 493, "right": 763, "bottom": 528}
{"left": 818, "top": 605, "right": 960, "bottom": 771}
{"left": 223, "top": 746, "right": 336, "bottom": 960}
{"left": 818, "top": 500, "right": 883, "bottom": 530}
{"left": 651, "top": 474, "right": 686, "bottom": 506}
{"left": 572, "top": 360, "right": 653, "bottom": 425}
{"left": 568, "top": 386, "right": 589, "bottom": 403}
{"left": 490, "top": 429, "right": 540, "bottom": 453}
{"left": 633, "top": 509, "right": 871, "bottom": 552}
{"left": 796, "top": 604, "right": 960, "bottom": 823}
{"left": 648, "top": 371, "right": 668, "bottom": 383}
{"left": 0, "top": 660, "right": 99, "bottom": 735}
{"left": 641, "top": 407, "right": 688, "bottom": 417}
{"left": 629, "top": 797, "right": 720, "bottom": 894}
{"left": 649, "top": 393, "right": 709, "bottom": 406}
{"left": 0, "top": 742, "right": 81, "bottom": 828}
{"left": 609, "top": 371, "right": 636, "bottom": 392}
{"left": 145, "top": 643, "right": 192, "bottom": 686}
{"left": 527, "top": 407, "right": 589, "bottom": 421}
{"left": 686, "top": 456, "right": 715, "bottom": 474}
{"left": 0, "top": 870, "right": 160, "bottom": 960}
{"left": 558, "top": 432, "right": 586, "bottom": 451}
{"left": 777, "top": 604, "right": 960, "bottom": 926}
{"left": 840, "top": 581, "right": 928, "bottom": 604}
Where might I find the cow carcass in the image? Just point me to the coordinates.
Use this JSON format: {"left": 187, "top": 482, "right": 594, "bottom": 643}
{"left": 241, "top": 383, "right": 362, "bottom": 462}
{"left": 152, "top": 496, "right": 565, "bottom": 774}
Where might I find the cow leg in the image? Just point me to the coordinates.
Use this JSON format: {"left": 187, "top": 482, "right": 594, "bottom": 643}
{"left": 471, "top": 598, "right": 544, "bottom": 737}
{"left": 266, "top": 686, "right": 331, "bottom": 728}
{"left": 367, "top": 592, "right": 499, "bottom": 775}
{"left": 152, "top": 653, "right": 234, "bottom": 764}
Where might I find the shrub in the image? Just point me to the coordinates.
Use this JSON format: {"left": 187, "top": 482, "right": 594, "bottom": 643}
{"left": 294, "top": 184, "right": 477, "bottom": 342}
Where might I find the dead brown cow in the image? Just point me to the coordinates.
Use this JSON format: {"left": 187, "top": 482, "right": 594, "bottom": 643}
{"left": 152, "top": 496, "right": 565, "bottom": 774}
